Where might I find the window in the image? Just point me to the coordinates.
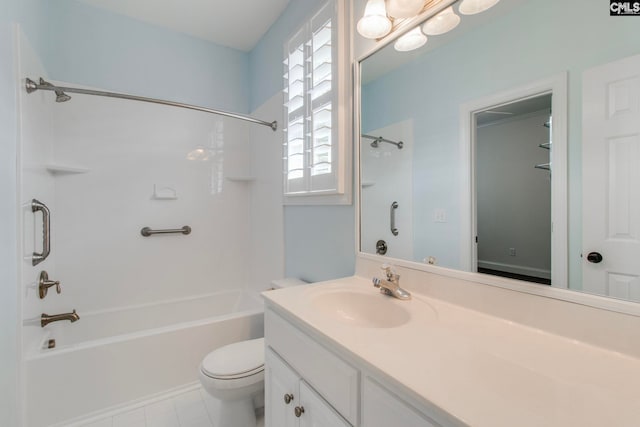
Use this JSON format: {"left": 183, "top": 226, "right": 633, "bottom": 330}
{"left": 283, "top": 0, "right": 351, "bottom": 204}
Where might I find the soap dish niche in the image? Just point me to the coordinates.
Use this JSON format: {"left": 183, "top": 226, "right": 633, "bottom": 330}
{"left": 151, "top": 185, "right": 178, "bottom": 200}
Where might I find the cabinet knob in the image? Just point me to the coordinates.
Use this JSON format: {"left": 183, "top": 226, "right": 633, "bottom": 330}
{"left": 294, "top": 406, "right": 305, "bottom": 417}
{"left": 284, "top": 393, "right": 294, "bottom": 404}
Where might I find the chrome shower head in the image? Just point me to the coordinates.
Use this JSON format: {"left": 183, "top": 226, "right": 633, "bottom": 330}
{"left": 370, "top": 138, "right": 380, "bottom": 148}
{"left": 55, "top": 90, "right": 71, "bottom": 102}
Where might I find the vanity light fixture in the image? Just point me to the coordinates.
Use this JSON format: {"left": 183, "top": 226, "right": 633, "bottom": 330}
{"left": 458, "top": 0, "right": 501, "bottom": 15}
{"left": 422, "top": 6, "right": 460, "bottom": 35}
{"left": 357, "top": 0, "right": 392, "bottom": 39}
{"left": 394, "top": 27, "right": 427, "bottom": 51}
{"left": 386, "top": 0, "right": 425, "bottom": 18}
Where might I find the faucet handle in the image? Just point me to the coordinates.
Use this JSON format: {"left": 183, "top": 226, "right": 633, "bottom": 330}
{"left": 38, "top": 271, "right": 62, "bottom": 299}
{"left": 380, "top": 263, "right": 398, "bottom": 280}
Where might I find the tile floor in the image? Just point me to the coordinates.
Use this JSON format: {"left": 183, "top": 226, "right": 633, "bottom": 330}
{"left": 79, "top": 387, "right": 264, "bottom": 427}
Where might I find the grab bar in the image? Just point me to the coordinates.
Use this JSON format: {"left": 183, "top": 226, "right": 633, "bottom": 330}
{"left": 390, "top": 201, "right": 399, "bottom": 236}
{"left": 140, "top": 226, "right": 191, "bottom": 237}
{"left": 31, "top": 199, "right": 50, "bottom": 266}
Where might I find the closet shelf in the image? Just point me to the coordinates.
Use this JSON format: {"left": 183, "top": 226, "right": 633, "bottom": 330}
{"left": 45, "top": 164, "right": 90, "bottom": 175}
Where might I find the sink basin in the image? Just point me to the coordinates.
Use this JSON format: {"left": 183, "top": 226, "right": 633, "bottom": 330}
{"left": 310, "top": 290, "right": 411, "bottom": 328}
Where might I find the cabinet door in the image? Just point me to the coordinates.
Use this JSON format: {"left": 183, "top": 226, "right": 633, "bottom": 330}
{"left": 298, "top": 381, "right": 351, "bottom": 427}
{"left": 266, "top": 348, "right": 300, "bottom": 427}
{"left": 363, "top": 378, "right": 439, "bottom": 427}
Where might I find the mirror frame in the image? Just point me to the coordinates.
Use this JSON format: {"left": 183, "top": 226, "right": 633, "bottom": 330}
{"left": 353, "top": 0, "right": 640, "bottom": 317}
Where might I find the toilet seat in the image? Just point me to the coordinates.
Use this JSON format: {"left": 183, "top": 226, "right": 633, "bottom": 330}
{"left": 200, "top": 337, "right": 265, "bottom": 381}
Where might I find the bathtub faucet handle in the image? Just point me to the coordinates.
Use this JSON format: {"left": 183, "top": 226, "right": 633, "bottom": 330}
{"left": 38, "top": 271, "right": 62, "bottom": 299}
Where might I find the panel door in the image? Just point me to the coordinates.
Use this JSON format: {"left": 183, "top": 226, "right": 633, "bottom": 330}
{"left": 298, "top": 381, "right": 351, "bottom": 427}
{"left": 265, "top": 348, "right": 300, "bottom": 427}
{"left": 582, "top": 53, "right": 640, "bottom": 301}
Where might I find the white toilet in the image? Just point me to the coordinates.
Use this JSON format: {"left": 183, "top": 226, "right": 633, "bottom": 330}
{"left": 199, "top": 337, "right": 265, "bottom": 427}
{"left": 199, "top": 278, "right": 308, "bottom": 427}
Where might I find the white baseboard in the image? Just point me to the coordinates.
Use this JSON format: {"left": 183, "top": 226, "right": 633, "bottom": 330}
{"left": 54, "top": 381, "right": 201, "bottom": 427}
{"left": 477, "top": 260, "right": 551, "bottom": 280}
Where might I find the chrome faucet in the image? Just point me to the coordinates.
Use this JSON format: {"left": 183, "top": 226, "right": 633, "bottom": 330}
{"left": 41, "top": 310, "right": 80, "bottom": 327}
{"left": 372, "top": 265, "right": 411, "bottom": 300}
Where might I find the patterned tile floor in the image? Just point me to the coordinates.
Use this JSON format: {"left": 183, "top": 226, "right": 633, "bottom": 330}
{"left": 79, "top": 387, "right": 264, "bottom": 427}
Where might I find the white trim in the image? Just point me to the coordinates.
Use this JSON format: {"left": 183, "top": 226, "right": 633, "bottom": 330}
{"left": 477, "top": 260, "right": 551, "bottom": 280}
{"left": 459, "top": 73, "right": 568, "bottom": 288}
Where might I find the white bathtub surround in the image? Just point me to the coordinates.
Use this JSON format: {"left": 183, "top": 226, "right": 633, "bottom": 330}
{"left": 27, "top": 291, "right": 263, "bottom": 427}
{"left": 263, "top": 259, "right": 640, "bottom": 426}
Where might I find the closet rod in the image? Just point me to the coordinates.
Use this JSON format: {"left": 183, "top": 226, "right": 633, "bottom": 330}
{"left": 25, "top": 77, "right": 277, "bottom": 131}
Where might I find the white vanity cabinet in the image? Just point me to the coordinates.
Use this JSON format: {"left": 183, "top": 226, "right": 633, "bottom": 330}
{"left": 362, "top": 377, "right": 440, "bottom": 427}
{"left": 266, "top": 348, "right": 351, "bottom": 427}
{"left": 265, "top": 307, "right": 443, "bottom": 427}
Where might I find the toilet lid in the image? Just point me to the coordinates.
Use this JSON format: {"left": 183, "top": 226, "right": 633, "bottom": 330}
{"left": 201, "top": 337, "right": 265, "bottom": 379}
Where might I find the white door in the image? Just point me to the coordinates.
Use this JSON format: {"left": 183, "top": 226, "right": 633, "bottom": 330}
{"left": 298, "top": 381, "right": 351, "bottom": 427}
{"left": 582, "top": 53, "right": 640, "bottom": 301}
{"left": 265, "top": 349, "right": 299, "bottom": 427}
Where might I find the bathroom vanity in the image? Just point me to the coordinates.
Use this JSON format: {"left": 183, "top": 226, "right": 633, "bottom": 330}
{"left": 263, "top": 259, "right": 640, "bottom": 427}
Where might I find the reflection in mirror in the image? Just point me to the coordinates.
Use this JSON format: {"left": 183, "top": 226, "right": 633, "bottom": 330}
{"left": 359, "top": 0, "right": 640, "bottom": 302}
{"left": 476, "top": 94, "right": 552, "bottom": 285}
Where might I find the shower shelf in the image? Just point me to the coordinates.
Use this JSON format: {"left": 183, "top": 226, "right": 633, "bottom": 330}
{"left": 361, "top": 181, "right": 375, "bottom": 188}
{"left": 225, "top": 176, "right": 256, "bottom": 182}
{"left": 45, "top": 164, "right": 90, "bottom": 175}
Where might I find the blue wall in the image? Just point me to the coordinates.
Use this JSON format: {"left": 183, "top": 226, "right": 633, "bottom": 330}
{"left": 250, "top": 0, "right": 356, "bottom": 283}
{"left": 31, "top": 0, "right": 250, "bottom": 113}
{"left": 0, "top": 0, "right": 19, "bottom": 421}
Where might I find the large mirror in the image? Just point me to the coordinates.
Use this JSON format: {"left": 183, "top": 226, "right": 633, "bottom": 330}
{"left": 359, "top": 0, "right": 640, "bottom": 303}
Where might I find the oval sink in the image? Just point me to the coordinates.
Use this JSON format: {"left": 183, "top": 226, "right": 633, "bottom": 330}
{"left": 310, "top": 290, "right": 411, "bottom": 328}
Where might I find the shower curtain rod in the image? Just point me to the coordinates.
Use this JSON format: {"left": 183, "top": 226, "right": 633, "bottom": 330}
{"left": 25, "top": 77, "right": 278, "bottom": 131}
{"left": 362, "top": 134, "right": 403, "bottom": 149}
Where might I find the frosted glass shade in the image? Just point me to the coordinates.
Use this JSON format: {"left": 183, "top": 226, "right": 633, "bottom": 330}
{"left": 459, "top": 0, "right": 500, "bottom": 15}
{"left": 357, "top": 0, "right": 392, "bottom": 39}
{"left": 386, "top": 0, "right": 424, "bottom": 18}
{"left": 394, "top": 27, "right": 427, "bottom": 52}
{"left": 423, "top": 7, "right": 460, "bottom": 35}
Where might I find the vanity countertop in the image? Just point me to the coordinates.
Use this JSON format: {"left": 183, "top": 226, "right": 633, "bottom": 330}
{"left": 263, "top": 276, "right": 640, "bottom": 427}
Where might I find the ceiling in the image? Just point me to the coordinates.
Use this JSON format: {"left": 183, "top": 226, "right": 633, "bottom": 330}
{"left": 74, "top": 0, "right": 291, "bottom": 52}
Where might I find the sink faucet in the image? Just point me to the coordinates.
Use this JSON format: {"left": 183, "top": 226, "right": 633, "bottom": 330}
{"left": 372, "top": 264, "right": 411, "bottom": 300}
{"left": 41, "top": 310, "right": 80, "bottom": 327}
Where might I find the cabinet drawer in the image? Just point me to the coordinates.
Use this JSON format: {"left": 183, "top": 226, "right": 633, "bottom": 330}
{"left": 265, "top": 309, "right": 359, "bottom": 425}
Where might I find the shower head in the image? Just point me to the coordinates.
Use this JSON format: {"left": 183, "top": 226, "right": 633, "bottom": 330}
{"left": 55, "top": 90, "right": 71, "bottom": 103}
{"left": 370, "top": 138, "right": 381, "bottom": 148}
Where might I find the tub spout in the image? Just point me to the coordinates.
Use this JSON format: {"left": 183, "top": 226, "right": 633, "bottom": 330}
{"left": 41, "top": 310, "right": 80, "bottom": 327}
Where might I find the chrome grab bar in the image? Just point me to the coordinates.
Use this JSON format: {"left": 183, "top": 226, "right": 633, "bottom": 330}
{"left": 141, "top": 226, "right": 191, "bottom": 237}
{"left": 31, "top": 199, "right": 50, "bottom": 266}
{"left": 390, "top": 201, "right": 399, "bottom": 236}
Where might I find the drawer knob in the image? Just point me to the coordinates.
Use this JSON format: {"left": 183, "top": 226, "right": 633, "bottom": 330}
{"left": 284, "top": 393, "right": 294, "bottom": 404}
{"left": 294, "top": 406, "right": 305, "bottom": 417}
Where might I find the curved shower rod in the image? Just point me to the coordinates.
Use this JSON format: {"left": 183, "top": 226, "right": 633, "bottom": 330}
{"left": 25, "top": 77, "right": 278, "bottom": 131}
{"left": 361, "top": 134, "right": 403, "bottom": 149}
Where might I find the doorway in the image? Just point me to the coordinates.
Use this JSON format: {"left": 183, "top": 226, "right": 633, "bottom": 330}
{"left": 475, "top": 95, "right": 552, "bottom": 284}
{"left": 459, "top": 74, "right": 568, "bottom": 287}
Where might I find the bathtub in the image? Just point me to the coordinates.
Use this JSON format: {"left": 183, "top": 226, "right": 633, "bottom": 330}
{"left": 26, "top": 290, "right": 264, "bottom": 427}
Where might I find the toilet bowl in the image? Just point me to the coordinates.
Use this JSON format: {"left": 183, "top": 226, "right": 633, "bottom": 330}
{"left": 199, "top": 337, "right": 265, "bottom": 427}
{"left": 199, "top": 278, "right": 308, "bottom": 426}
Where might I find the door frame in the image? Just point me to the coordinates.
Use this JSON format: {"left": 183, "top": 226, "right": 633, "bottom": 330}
{"left": 459, "top": 73, "right": 568, "bottom": 287}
